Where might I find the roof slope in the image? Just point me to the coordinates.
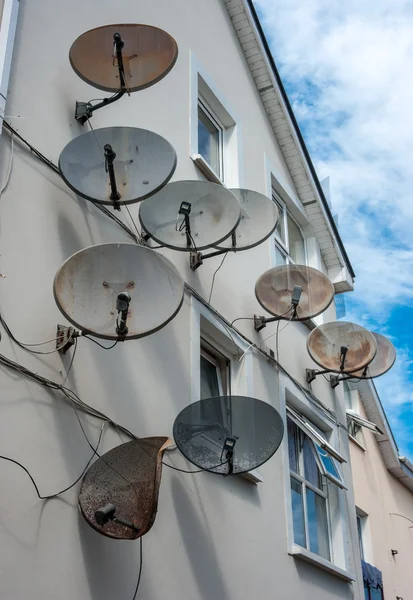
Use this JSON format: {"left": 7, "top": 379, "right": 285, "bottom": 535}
{"left": 223, "top": 0, "right": 355, "bottom": 291}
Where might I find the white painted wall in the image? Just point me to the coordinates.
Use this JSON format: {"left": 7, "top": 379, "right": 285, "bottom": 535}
{"left": 0, "top": 1, "right": 362, "bottom": 598}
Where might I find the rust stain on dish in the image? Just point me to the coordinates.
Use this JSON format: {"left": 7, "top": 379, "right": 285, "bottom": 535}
{"left": 79, "top": 436, "right": 171, "bottom": 540}
{"left": 255, "top": 265, "right": 334, "bottom": 321}
{"left": 69, "top": 24, "right": 178, "bottom": 93}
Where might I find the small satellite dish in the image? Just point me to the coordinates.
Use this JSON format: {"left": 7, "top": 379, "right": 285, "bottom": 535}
{"left": 139, "top": 181, "right": 242, "bottom": 251}
{"left": 79, "top": 437, "right": 171, "bottom": 540}
{"left": 173, "top": 396, "right": 284, "bottom": 475}
{"left": 214, "top": 189, "right": 279, "bottom": 251}
{"left": 53, "top": 244, "right": 184, "bottom": 340}
{"left": 347, "top": 332, "right": 396, "bottom": 379}
{"left": 69, "top": 24, "right": 178, "bottom": 92}
{"left": 59, "top": 127, "right": 177, "bottom": 206}
{"left": 255, "top": 264, "right": 335, "bottom": 321}
{"left": 307, "top": 322, "right": 377, "bottom": 374}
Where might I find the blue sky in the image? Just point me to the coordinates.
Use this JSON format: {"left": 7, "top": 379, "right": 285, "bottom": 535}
{"left": 253, "top": 0, "right": 413, "bottom": 460}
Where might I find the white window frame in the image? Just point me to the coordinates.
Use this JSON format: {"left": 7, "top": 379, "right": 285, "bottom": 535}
{"left": 200, "top": 338, "right": 229, "bottom": 398}
{"left": 346, "top": 410, "right": 383, "bottom": 435}
{"left": 273, "top": 188, "right": 307, "bottom": 266}
{"left": 280, "top": 380, "right": 355, "bottom": 581}
{"left": 190, "top": 51, "right": 243, "bottom": 187}
{"left": 288, "top": 416, "right": 333, "bottom": 559}
{"left": 0, "top": 0, "right": 19, "bottom": 133}
{"left": 197, "top": 98, "right": 224, "bottom": 181}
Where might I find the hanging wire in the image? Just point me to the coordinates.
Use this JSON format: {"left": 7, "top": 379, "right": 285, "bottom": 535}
{"left": 162, "top": 459, "right": 229, "bottom": 474}
{"left": 125, "top": 204, "right": 142, "bottom": 239}
{"left": 62, "top": 337, "right": 78, "bottom": 387}
{"left": 132, "top": 537, "right": 143, "bottom": 600}
{"left": 0, "top": 421, "right": 107, "bottom": 499}
{"left": 0, "top": 133, "right": 14, "bottom": 199}
{"left": 1, "top": 120, "right": 139, "bottom": 243}
{"left": 208, "top": 253, "right": 228, "bottom": 304}
{"left": 238, "top": 306, "right": 293, "bottom": 362}
{"left": 0, "top": 311, "right": 74, "bottom": 355}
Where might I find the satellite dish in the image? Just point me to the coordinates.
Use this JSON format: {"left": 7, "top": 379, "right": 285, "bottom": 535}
{"left": 53, "top": 244, "right": 184, "bottom": 340}
{"left": 69, "top": 24, "right": 178, "bottom": 92}
{"left": 214, "top": 189, "right": 279, "bottom": 251}
{"left": 79, "top": 437, "right": 171, "bottom": 540}
{"left": 59, "top": 127, "right": 177, "bottom": 206}
{"left": 255, "top": 264, "right": 335, "bottom": 321}
{"left": 173, "top": 396, "right": 284, "bottom": 475}
{"left": 348, "top": 332, "right": 396, "bottom": 379}
{"left": 139, "top": 181, "right": 242, "bottom": 251}
{"left": 307, "top": 322, "right": 377, "bottom": 374}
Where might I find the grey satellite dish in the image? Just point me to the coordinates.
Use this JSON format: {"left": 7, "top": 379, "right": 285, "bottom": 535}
{"left": 214, "top": 189, "right": 279, "bottom": 251}
{"left": 59, "top": 127, "right": 177, "bottom": 206}
{"left": 139, "top": 181, "right": 241, "bottom": 251}
{"left": 53, "top": 244, "right": 184, "bottom": 340}
{"left": 173, "top": 395, "right": 284, "bottom": 475}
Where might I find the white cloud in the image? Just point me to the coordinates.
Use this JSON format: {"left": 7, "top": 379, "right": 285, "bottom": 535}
{"left": 253, "top": 0, "right": 413, "bottom": 456}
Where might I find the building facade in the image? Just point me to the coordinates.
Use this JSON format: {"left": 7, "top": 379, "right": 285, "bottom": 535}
{"left": 0, "top": 0, "right": 370, "bottom": 599}
{"left": 346, "top": 380, "right": 413, "bottom": 600}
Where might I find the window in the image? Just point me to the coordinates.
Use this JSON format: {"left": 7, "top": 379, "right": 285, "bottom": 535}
{"left": 287, "top": 407, "right": 346, "bottom": 562}
{"left": 273, "top": 191, "right": 306, "bottom": 265}
{"left": 197, "top": 99, "right": 223, "bottom": 180}
{"left": 200, "top": 341, "right": 230, "bottom": 430}
{"left": 357, "top": 514, "right": 364, "bottom": 560}
{"left": 346, "top": 409, "right": 383, "bottom": 445}
{"left": 190, "top": 55, "right": 242, "bottom": 187}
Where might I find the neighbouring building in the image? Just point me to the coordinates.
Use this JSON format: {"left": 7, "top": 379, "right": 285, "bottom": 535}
{"left": 0, "top": 1, "right": 399, "bottom": 599}
{"left": 345, "top": 379, "right": 413, "bottom": 600}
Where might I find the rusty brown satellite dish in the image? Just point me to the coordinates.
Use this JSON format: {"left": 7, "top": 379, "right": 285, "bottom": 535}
{"left": 79, "top": 437, "right": 171, "bottom": 540}
{"left": 307, "top": 322, "right": 377, "bottom": 374}
{"left": 348, "top": 332, "right": 396, "bottom": 379}
{"left": 69, "top": 24, "right": 178, "bottom": 92}
{"left": 255, "top": 264, "right": 335, "bottom": 321}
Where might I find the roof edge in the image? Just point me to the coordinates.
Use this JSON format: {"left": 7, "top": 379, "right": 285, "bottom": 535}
{"left": 243, "top": 0, "right": 355, "bottom": 280}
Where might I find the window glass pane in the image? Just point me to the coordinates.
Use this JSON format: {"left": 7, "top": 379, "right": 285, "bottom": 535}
{"left": 287, "top": 213, "right": 305, "bottom": 264}
{"left": 198, "top": 105, "right": 220, "bottom": 174}
{"left": 303, "top": 437, "right": 322, "bottom": 489}
{"left": 364, "top": 582, "right": 370, "bottom": 600}
{"left": 287, "top": 417, "right": 299, "bottom": 474}
{"left": 200, "top": 355, "right": 220, "bottom": 399}
{"left": 357, "top": 515, "right": 364, "bottom": 560}
{"left": 315, "top": 445, "right": 341, "bottom": 481}
{"left": 369, "top": 588, "right": 384, "bottom": 600}
{"left": 291, "top": 477, "right": 306, "bottom": 547}
{"left": 274, "top": 199, "right": 286, "bottom": 244}
{"left": 274, "top": 244, "right": 287, "bottom": 266}
{"left": 306, "top": 488, "right": 330, "bottom": 560}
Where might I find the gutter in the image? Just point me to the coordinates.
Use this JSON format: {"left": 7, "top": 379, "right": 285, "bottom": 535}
{"left": 245, "top": 0, "right": 355, "bottom": 280}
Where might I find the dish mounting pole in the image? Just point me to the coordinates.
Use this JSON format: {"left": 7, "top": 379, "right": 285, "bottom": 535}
{"left": 75, "top": 33, "right": 127, "bottom": 124}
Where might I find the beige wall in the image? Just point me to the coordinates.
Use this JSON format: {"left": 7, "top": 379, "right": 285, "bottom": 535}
{"left": 0, "top": 0, "right": 362, "bottom": 599}
{"left": 350, "top": 399, "right": 413, "bottom": 599}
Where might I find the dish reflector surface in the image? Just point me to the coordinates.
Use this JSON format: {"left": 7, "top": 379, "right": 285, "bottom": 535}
{"left": 69, "top": 24, "right": 178, "bottom": 92}
{"left": 139, "top": 181, "right": 241, "bottom": 251}
{"left": 59, "top": 127, "right": 176, "bottom": 205}
{"left": 255, "top": 264, "right": 335, "bottom": 320}
{"left": 79, "top": 437, "right": 170, "bottom": 540}
{"left": 173, "top": 396, "right": 284, "bottom": 475}
{"left": 348, "top": 332, "right": 396, "bottom": 379}
{"left": 307, "top": 322, "right": 377, "bottom": 374}
{"left": 215, "top": 189, "right": 279, "bottom": 251}
{"left": 53, "top": 244, "right": 184, "bottom": 340}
